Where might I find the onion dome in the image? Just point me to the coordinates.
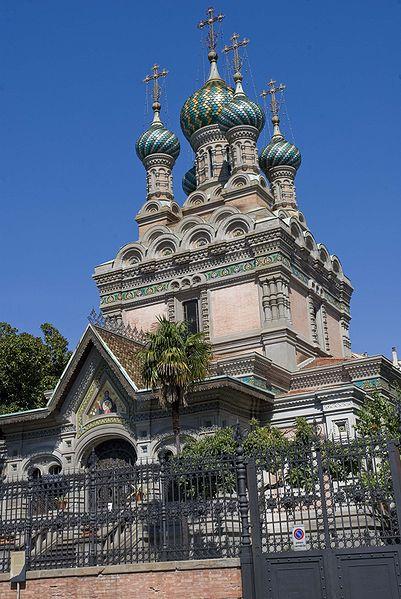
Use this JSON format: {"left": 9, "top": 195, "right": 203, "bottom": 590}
{"left": 182, "top": 165, "right": 197, "bottom": 196}
{"left": 259, "top": 139, "right": 301, "bottom": 173}
{"left": 259, "top": 116, "right": 301, "bottom": 176}
{"left": 218, "top": 79, "right": 265, "bottom": 134}
{"left": 180, "top": 51, "right": 234, "bottom": 141}
{"left": 136, "top": 103, "right": 180, "bottom": 162}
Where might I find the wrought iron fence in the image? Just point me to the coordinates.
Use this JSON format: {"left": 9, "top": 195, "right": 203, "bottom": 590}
{"left": 251, "top": 432, "right": 401, "bottom": 553}
{"left": 1, "top": 432, "right": 401, "bottom": 574}
{"left": 0, "top": 455, "right": 240, "bottom": 572}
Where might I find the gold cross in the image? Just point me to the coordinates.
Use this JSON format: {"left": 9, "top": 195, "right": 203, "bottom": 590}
{"left": 198, "top": 7, "right": 224, "bottom": 51}
{"left": 261, "top": 79, "right": 286, "bottom": 117}
{"left": 223, "top": 32, "right": 249, "bottom": 75}
{"left": 143, "top": 64, "right": 168, "bottom": 105}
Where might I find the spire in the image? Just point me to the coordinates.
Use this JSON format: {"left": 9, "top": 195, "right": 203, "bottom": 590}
{"left": 143, "top": 64, "right": 168, "bottom": 125}
{"left": 198, "top": 7, "right": 224, "bottom": 81}
{"left": 261, "top": 79, "right": 286, "bottom": 140}
{"left": 223, "top": 32, "right": 249, "bottom": 94}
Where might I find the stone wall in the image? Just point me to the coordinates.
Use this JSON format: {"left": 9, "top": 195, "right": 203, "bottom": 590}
{"left": 0, "top": 558, "right": 242, "bottom": 599}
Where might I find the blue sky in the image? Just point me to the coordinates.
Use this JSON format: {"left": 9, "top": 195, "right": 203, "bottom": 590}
{"left": 1, "top": 0, "right": 400, "bottom": 357}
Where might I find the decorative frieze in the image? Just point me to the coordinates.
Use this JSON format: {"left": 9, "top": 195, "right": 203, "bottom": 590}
{"left": 320, "top": 304, "right": 331, "bottom": 352}
{"left": 200, "top": 288, "right": 210, "bottom": 341}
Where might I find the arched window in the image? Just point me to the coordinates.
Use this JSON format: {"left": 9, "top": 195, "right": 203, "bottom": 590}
{"left": 208, "top": 148, "right": 214, "bottom": 177}
{"left": 31, "top": 467, "right": 42, "bottom": 479}
{"left": 226, "top": 147, "right": 231, "bottom": 176}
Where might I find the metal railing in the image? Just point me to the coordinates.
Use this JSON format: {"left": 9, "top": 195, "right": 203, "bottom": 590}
{"left": 250, "top": 432, "right": 401, "bottom": 553}
{"left": 1, "top": 432, "right": 401, "bottom": 573}
{"left": 0, "top": 455, "right": 241, "bottom": 572}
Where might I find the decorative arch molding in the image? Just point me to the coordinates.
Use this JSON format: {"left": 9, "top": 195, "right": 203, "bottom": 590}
{"left": 216, "top": 213, "right": 255, "bottom": 241}
{"left": 303, "top": 231, "right": 317, "bottom": 253}
{"left": 75, "top": 425, "right": 137, "bottom": 468}
{"left": 317, "top": 243, "right": 331, "bottom": 269}
{"left": 149, "top": 430, "right": 198, "bottom": 459}
{"left": 330, "top": 254, "right": 343, "bottom": 277}
{"left": 289, "top": 218, "right": 304, "bottom": 245}
{"left": 147, "top": 233, "right": 180, "bottom": 258}
{"left": 209, "top": 206, "right": 240, "bottom": 225}
{"left": 176, "top": 215, "right": 205, "bottom": 235}
{"left": 183, "top": 191, "right": 207, "bottom": 208}
{"left": 141, "top": 225, "right": 171, "bottom": 246}
{"left": 22, "top": 451, "right": 64, "bottom": 477}
{"left": 115, "top": 242, "right": 146, "bottom": 268}
{"left": 181, "top": 223, "right": 216, "bottom": 250}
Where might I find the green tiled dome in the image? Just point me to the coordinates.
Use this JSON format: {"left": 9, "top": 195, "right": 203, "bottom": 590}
{"left": 259, "top": 139, "right": 301, "bottom": 174}
{"left": 218, "top": 94, "right": 265, "bottom": 134}
{"left": 182, "top": 165, "right": 197, "bottom": 196}
{"left": 180, "top": 79, "right": 234, "bottom": 141}
{"left": 136, "top": 121, "right": 180, "bottom": 162}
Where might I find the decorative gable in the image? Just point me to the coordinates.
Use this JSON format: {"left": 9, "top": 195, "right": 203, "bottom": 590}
{"left": 76, "top": 364, "right": 131, "bottom": 437}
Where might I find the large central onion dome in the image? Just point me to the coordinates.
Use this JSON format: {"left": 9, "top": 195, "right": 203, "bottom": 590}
{"left": 136, "top": 104, "right": 180, "bottom": 162}
{"left": 218, "top": 79, "right": 265, "bottom": 134}
{"left": 180, "top": 52, "right": 233, "bottom": 141}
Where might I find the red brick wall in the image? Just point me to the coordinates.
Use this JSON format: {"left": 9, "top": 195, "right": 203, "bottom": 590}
{"left": 0, "top": 559, "right": 242, "bottom": 599}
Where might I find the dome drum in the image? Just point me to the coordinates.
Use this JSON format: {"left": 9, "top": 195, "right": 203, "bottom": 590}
{"left": 268, "top": 164, "right": 297, "bottom": 180}
{"left": 143, "top": 153, "right": 176, "bottom": 170}
{"left": 224, "top": 124, "right": 260, "bottom": 143}
{"left": 189, "top": 123, "right": 228, "bottom": 152}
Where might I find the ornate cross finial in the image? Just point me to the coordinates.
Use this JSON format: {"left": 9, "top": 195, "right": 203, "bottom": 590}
{"left": 261, "top": 79, "right": 286, "bottom": 117}
{"left": 223, "top": 32, "right": 249, "bottom": 82}
{"left": 143, "top": 64, "right": 168, "bottom": 107}
{"left": 198, "top": 7, "right": 224, "bottom": 52}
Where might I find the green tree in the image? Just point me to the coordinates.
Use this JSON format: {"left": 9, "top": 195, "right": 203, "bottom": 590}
{"left": 139, "top": 317, "right": 212, "bottom": 453}
{"left": 0, "top": 322, "right": 71, "bottom": 415}
{"left": 354, "top": 390, "right": 401, "bottom": 438}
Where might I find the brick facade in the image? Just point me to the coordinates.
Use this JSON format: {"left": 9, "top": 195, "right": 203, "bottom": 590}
{"left": 0, "top": 558, "right": 242, "bottom": 599}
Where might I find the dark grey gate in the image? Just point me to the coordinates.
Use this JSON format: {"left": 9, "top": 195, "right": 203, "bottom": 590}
{"left": 244, "top": 434, "right": 401, "bottom": 599}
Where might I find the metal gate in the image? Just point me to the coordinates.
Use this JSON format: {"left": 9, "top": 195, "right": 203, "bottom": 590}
{"left": 243, "top": 434, "right": 401, "bottom": 599}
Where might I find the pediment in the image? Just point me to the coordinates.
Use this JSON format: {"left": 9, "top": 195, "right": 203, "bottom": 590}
{"left": 76, "top": 364, "right": 131, "bottom": 437}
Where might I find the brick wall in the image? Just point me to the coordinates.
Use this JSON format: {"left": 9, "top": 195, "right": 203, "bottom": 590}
{"left": 0, "top": 558, "right": 242, "bottom": 599}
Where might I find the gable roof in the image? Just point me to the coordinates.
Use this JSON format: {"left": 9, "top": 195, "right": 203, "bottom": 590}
{"left": 0, "top": 324, "right": 145, "bottom": 425}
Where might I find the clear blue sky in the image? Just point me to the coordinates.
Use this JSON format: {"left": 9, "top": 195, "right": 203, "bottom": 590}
{"left": 1, "top": 0, "right": 400, "bottom": 357}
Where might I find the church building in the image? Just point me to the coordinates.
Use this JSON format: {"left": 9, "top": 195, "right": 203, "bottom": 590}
{"left": 1, "top": 9, "right": 400, "bottom": 478}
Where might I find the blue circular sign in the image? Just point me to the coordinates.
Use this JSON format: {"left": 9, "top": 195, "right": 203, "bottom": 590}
{"left": 294, "top": 527, "right": 305, "bottom": 540}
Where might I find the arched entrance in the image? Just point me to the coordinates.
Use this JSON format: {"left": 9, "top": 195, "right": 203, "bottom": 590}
{"left": 86, "top": 439, "right": 137, "bottom": 511}
{"left": 88, "top": 438, "right": 137, "bottom": 469}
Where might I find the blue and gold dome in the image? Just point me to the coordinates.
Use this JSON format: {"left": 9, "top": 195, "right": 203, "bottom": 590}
{"left": 218, "top": 91, "right": 265, "bottom": 134}
{"left": 180, "top": 55, "right": 233, "bottom": 141}
{"left": 136, "top": 110, "right": 180, "bottom": 163}
{"left": 182, "top": 165, "right": 197, "bottom": 196}
{"left": 259, "top": 138, "right": 301, "bottom": 174}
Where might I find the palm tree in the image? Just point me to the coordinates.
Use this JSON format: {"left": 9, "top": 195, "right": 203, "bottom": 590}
{"left": 139, "top": 317, "right": 212, "bottom": 453}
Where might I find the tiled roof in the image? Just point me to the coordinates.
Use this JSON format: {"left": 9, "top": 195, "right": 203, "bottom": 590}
{"left": 301, "top": 357, "right": 357, "bottom": 370}
{"left": 94, "top": 326, "right": 145, "bottom": 388}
